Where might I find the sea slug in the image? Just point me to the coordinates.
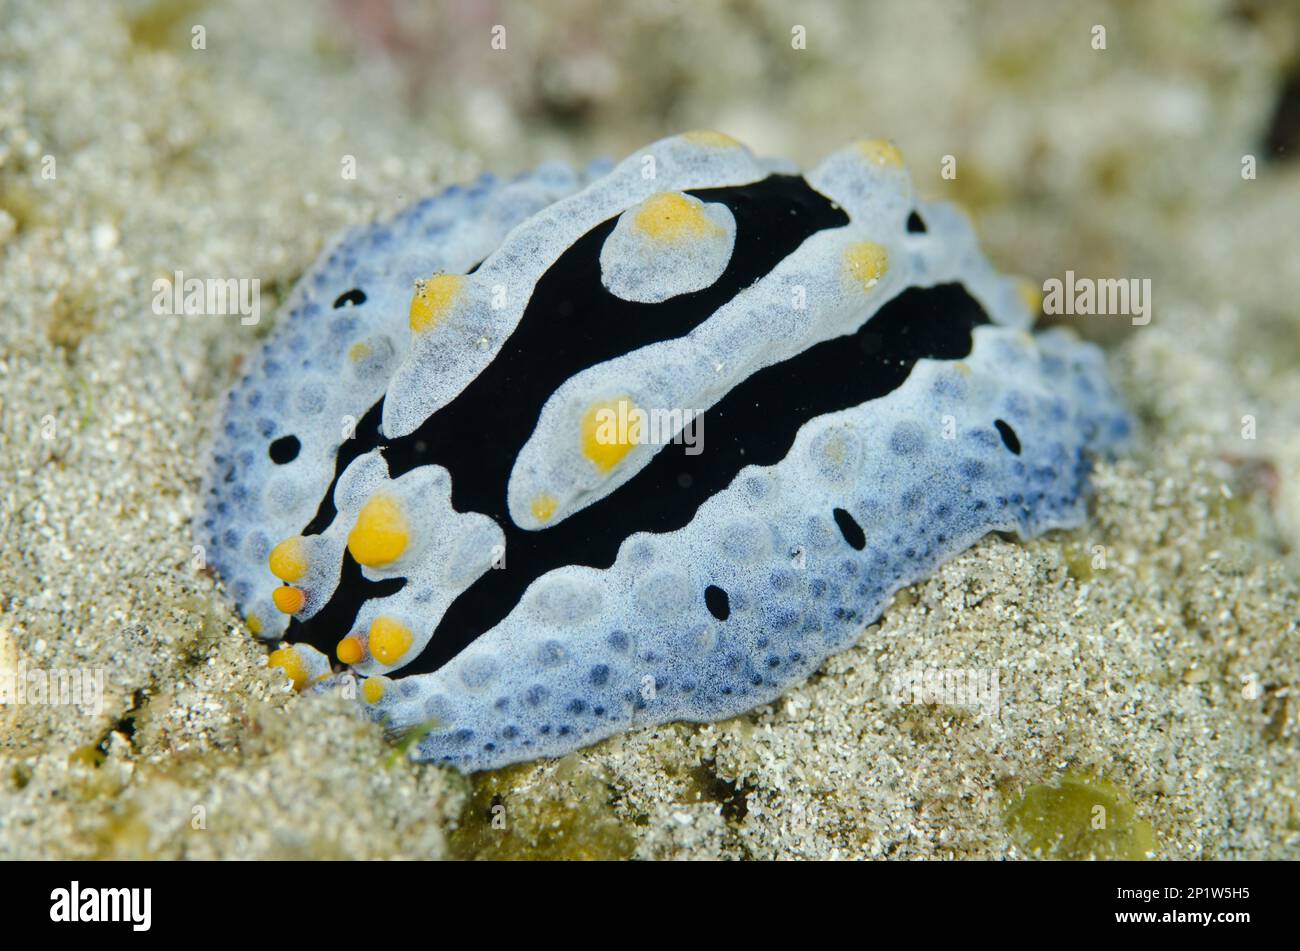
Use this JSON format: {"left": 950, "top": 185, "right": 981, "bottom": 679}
{"left": 197, "top": 132, "right": 1131, "bottom": 771}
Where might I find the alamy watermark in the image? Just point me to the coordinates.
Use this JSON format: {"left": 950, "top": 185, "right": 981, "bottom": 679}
{"left": 594, "top": 400, "right": 705, "bottom": 455}
{"left": 0, "top": 662, "right": 104, "bottom": 716}
{"left": 1042, "top": 271, "right": 1151, "bottom": 326}
{"left": 50, "top": 882, "right": 151, "bottom": 931}
{"left": 883, "top": 666, "right": 1000, "bottom": 719}
{"left": 152, "top": 270, "right": 261, "bottom": 326}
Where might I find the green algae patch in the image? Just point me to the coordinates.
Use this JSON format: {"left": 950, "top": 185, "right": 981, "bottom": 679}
{"left": 384, "top": 720, "right": 440, "bottom": 770}
{"left": 449, "top": 758, "right": 636, "bottom": 861}
{"left": 125, "top": 0, "right": 208, "bottom": 50}
{"left": 1062, "top": 539, "right": 1108, "bottom": 582}
{"left": 1005, "top": 772, "right": 1156, "bottom": 860}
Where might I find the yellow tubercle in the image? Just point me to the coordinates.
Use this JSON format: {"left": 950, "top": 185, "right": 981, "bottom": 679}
{"left": 362, "top": 677, "right": 388, "bottom": 704}
{"left": 336, "top": 635, "right": 365, "bottom": 666}
{"left": 1017, "top": 278, "right": 1044, "bottom": 316}
{"left": 580, "top": 398, "right": 639, "bottom": 473}
{"left": 368, "top": 616, "right": 414, "bottom": 666}
{"left": 409, "top": 274, "right": 464, "bottom": 334}
{"left": 633, "top": 192, "right": 722, "bottom": 243}
{"left": 268, "top": 536, "right": 309, "bottom": 582}
{"left": 272, "top": 586, "right": 306, "bottom": 614}
{"left": 843, "top": 241, "right": 890, "bottom": 291}
{"left": 530, "top": 494, "right": 559, "bottom": 524}
{"left": 347, "top": 341, "right": 372, "bottom": 362}
{"left": 855, "top": 139, "right": 904, "bottom": 168}
{"left": 683, "top": 130, "right": 741, "bottom": 149}
{"left": 246, "top": 612, "right": 263, "bottom": 636}
{"left": 267, "top": 646, "right": 308, "bottom": 690}
{"left": 347, "top": 493, "right": 410, "bottom": 567}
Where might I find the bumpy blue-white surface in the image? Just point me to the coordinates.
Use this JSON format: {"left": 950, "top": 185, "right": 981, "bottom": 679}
{"left": 200, "top": 163, "right": 588, "bottom": 633}
{"left": 199, "top": 134, "right": 1131, "bottom": 772}
{"left": 398, "top": 325, "right": 1129, "bottom": 768}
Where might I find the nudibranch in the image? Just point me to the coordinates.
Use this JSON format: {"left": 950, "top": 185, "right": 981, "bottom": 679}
{"left": 198, "top": 133, "right": 1131, "bottom": 771}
